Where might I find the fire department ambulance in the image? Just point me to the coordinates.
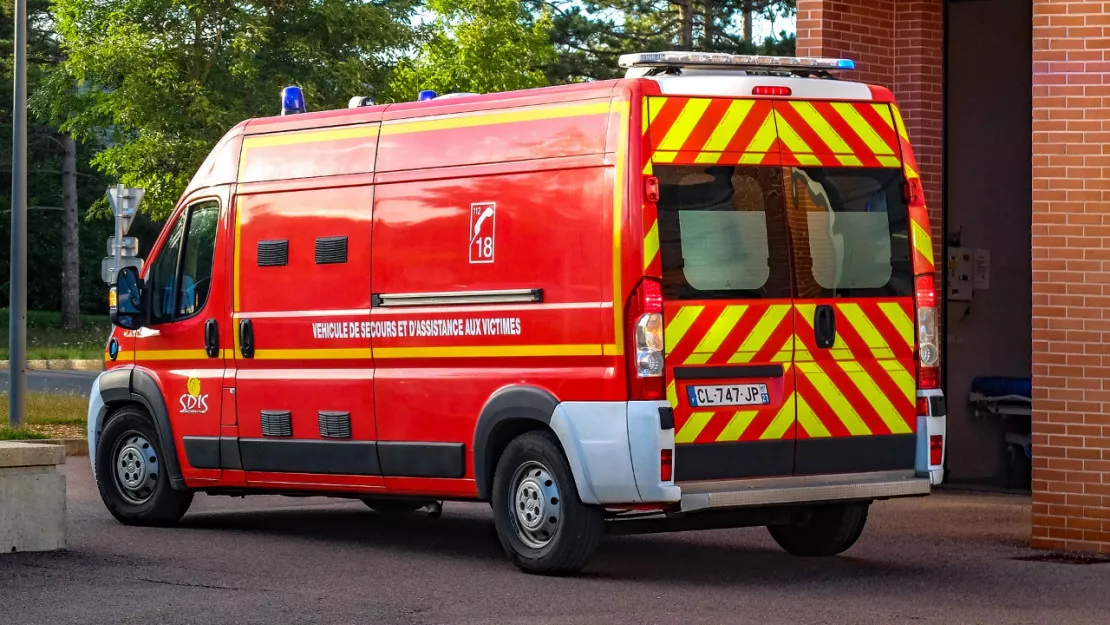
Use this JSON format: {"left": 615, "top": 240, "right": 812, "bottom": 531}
{"left": 90, "top": 51, "right": 946, "bottom": 575}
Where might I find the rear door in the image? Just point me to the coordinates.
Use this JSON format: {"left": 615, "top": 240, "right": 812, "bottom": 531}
{"left": 773, "top": 100, "right": 918, "bottom": 475}
{"left": 645, "top": 96, "right": 797, "bottom": 482}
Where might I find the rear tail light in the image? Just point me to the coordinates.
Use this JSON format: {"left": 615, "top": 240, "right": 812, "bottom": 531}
{"left": 915, "top": 274, "right": 940, "bottom": 390}
{"left": 929, "top": 435, "right": 943, "bottom": 466}
{"left": 660, "top": 449, "right": 673, "bottom": 482}
{"left": 916, "top": 397, "right": 929, "bottom": 417}
{"left": 627, "top": 278, "right": 665, "bottom": 400}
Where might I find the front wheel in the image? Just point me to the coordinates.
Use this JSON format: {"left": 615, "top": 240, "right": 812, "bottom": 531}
{"left": 94, "top": 407, "right": 193, "bottom": 526}
{"left": 491, "top": 430, "right": 604, "bottom": 575}
{"left": 767, "top": 502, "right": 869, "bottom": 557}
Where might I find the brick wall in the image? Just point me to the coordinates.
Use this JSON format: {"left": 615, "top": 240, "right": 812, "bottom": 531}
{"left": 797, "top": 0, "right": 944, "bottom": 266}
{"left": 1030, "top": 0, "right": 1110, "bottom": 555}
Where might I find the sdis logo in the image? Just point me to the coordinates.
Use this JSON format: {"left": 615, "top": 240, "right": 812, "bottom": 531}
{"left": 180, "top": 377, "right": 209, "bottom": 414}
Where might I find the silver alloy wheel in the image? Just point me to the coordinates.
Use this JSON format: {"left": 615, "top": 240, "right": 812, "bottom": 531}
{"left": 113, "top": 432, "right": 159, "bottom": 505}
{"left": 508, "top": 460, "right": 562, "bottom": 549}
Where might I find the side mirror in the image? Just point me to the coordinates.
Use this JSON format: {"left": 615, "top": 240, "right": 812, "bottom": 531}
{"left": 110, "top": 266, "right": 145, "bottom": 330}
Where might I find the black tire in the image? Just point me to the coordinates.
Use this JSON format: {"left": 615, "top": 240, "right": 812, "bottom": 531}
{"left": 491, "top": 430, "right": 604, "bottom": 575}
{"left": 94, "top": 406, "right": 193, "bottom": 526}
{"left": 767, "top": 502, "right": 869, "bottom": 557}
{"left": 360, "top": 498, "right": 428, "bottom": 514}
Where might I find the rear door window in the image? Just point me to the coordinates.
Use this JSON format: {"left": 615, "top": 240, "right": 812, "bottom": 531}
{"left": 655, "top": 165, "right": 792, "bottom": 300}
{"left": 786, "top": 167, "right": 913, "bottom": 299}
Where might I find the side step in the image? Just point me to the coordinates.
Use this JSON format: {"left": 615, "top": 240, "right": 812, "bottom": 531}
{"left": 679, "top": 470, "right": 930, "bottom": 512}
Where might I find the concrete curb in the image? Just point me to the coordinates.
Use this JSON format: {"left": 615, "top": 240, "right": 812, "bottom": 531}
{"left": 0, "top": 359, "right": 101, "bottom": 371}
{"left": 8, "top": 438, "right": 87, "bottom": 456}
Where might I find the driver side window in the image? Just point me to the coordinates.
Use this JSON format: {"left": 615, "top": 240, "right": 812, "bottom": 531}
{"left": 147, "top": 200, "right": 220, "bottom": 325}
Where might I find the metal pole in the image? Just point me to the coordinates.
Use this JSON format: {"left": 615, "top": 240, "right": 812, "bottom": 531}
{"left": 113, "top": 184, "right": 122, "bottom": 281}
{"left": 8, "top": 0, "right": 27, "bottom": 428}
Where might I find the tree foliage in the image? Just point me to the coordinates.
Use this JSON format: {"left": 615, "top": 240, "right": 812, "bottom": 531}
{"left": 389, "top": 0, "right": 555, "bottom": 99}
{"left": 47, "top": 0, "right": 418, "bottom": 219}
{"left": 538, "top": 0, "right": 796, "bottom": 82}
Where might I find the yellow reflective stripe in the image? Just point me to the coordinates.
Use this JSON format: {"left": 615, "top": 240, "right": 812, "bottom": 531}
{"left": 729, "top": 304, "right": 789, "bottom": 364}
{"left": 795, "top": 304, "right": 816, "bottom": 329}
{"left": 912, "top": 220, "right": 935, "bottom": 265}
{"left": 831, "top": 102, "right": 897, "bottom": 156}
{"left": 794, "top": 338, "right": 814, "bottom": 362}
{"left": 879, "top": 359, "right": 917, "bottom": 405}
{"left": 871, "top": 103, "right": 897, "bottom": 131}
{"left": 837, "top": 360, "right": 912, "bottom": 435}
{"left": 836, "top": 154, "right": 864, "bottom": 167}
{"left": 830, "top": 348, "right": 855, "bottom": 361}
{"left": 797, "top": 362, "right": 871, "bottom": 435}
{"left": 380, "top": 102, "right": 611, "bottom": 136}
{"left": 243, "top": 125, "right": 379, "bottom": 151}
{"left": 702, "top": 100, "right": 755, "bottom": 152}
{"left": 745, "top": 113, "right": 779, "bottom": 154}
{"left": 665, "top": 306, "right": 703, "bottom": 354}
{"left": 686, "top": 305, "right": 747, "bottom": 365}
{"left": 657, "top": 99, "right": 711, "bottom": 152}
{"left": 653, "top": 151, "right": 677, "bottom": 164}
{"left": 796, "top": 393, "right": 831, "bottom": 438}
{"left": 878, "top": 302, "right": 914, "bottom": 348}
{"left": 717, "top": 410, "right": 759, "bottom": 442}
{"left": 611, "top": 101, "right": 629, "bottom": 355}
{"left": 891, "top": 105, "right": 910, "bottom": 141}
{"left": 791, "top": 101, "right": 853, "bottom": 154}
{"left": 760, "top": 394, "right": 797, "bottom": 440}
{"left": 694, "top": 151, "right": 723, "bottom": 164}
{"left": 666, "top": 380, "right": 678, "bottom": 408}
{"left": 838, "top": 303, "right": 894, "bottom": 359}
{"left": 774, "top": 115, "right": 812, "bottom": 156}
{"left": 134, "top": 349, "right": 212, "bottom": 360}
{"left": 376, "top": 344, "right": 601, "bottom": 359}
{"left": 255, "top": 348, "right": 372, "bottom": 360}
{"left": 877, "top": 155, "right": 901, "bottom": 168}
{"left": 675, "top": 412, "right": 714, "bottom": 444}
{"left": 233, "top": 198, "right": 242, "bottom": 313}
{"left": 643, "top": 219, "right": 659, "bottom": 270}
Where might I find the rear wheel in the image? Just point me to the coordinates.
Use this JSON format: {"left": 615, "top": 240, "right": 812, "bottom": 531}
{"left": 360, "top": 498, "right": 429, "bottom": 514}
{"left": 94, "top": 407, "right": 193, "bottom": 526}
{"left": 491, "top": 430, "right": 604, "bottom": 575}
{"left": 767, "top": 502, "right": 869, "bottom": 557}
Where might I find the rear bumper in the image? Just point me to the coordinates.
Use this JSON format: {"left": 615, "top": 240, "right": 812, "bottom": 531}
{"left": 678, "top": 470, "right": 929, "bottom": 512}
{"left": 552, "top": 396, "right": 944, "bottom": 507}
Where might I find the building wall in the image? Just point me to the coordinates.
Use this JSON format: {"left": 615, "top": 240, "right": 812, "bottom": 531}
{"left": 945, "top": 0, "right": 1033, "bottom": 482}
{"left": 1030, "top": 0, "right": 1110, "bottom": 554}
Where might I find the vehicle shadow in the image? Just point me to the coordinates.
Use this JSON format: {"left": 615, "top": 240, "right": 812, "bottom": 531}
{"left": 178, "top": 502, "right": 936, "bottom": 588}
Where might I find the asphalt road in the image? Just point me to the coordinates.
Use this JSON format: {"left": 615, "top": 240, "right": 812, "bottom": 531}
{"left": 2, "top": 459, "right": 1108, "bottom": 625}
{"left": 0, "top": 370, "right": 97, "bottom": 395}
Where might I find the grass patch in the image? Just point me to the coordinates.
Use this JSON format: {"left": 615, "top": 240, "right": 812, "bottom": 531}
{"left": 0, "top": 392, "right": 87, "bottom": 439}
{"left": 0, "top": 308, "right": 110, "bottom": 360}
{"left": 0, "top": 427, "right": 50, "bottom": 440}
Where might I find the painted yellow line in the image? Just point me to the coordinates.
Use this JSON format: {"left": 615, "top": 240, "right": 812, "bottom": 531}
{"left": 243, "top": 125, "right": 380, "bottom": 151}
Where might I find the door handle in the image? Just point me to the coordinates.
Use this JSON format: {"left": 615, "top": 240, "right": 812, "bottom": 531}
{"left": 814, "top": 305, "right": 836, "bottom": 350}
{"left": 204, "top": 319, "right": 219, "bottom": 358}
{"left": 239, "top": 318, "right": 254, "bottom": 359}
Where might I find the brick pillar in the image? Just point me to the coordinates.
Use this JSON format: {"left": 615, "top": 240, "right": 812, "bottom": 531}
{"left": 797, "top": 0, "right": 945, "bottom": 262}
{"left": 1030, "top": 1, "right": 1110, "bottom": 555}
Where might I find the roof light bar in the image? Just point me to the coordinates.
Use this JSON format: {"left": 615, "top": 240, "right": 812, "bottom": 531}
{"left": 618, "top": 51, "right": 856, "bottom": 72}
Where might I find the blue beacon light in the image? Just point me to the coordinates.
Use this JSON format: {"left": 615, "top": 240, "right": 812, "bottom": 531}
{"left": 836, "top": 58, "right": 856, "bottom": 70}
{"left": 418, "top": 89, "right": 438, "bottom": 101}
{"left": 281, "top": 85, "right": 306, "bottom": 115}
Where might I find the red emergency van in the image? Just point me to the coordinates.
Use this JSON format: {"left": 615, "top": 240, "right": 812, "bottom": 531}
{"left": 90, "top": 51, "right": 946, "bottom": 575}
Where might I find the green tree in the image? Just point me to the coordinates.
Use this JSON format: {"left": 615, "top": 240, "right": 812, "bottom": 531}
{"left": 537, "top": 0, "right": 796, "bottom": 83}
{"left": 48, "top": 0, "right": 418, "bottom": 220}
{"left": 388, "top": 0, "right": 556, "bottom": 100}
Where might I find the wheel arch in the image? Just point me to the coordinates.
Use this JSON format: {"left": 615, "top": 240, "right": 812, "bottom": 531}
{"left": 93, "top": 367, "right": 186, "bottom": 490}
{"left": 473, "top": 385, "right": 560, "bottom": 501}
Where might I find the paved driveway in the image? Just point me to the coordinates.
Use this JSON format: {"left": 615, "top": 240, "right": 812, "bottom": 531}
{"left": 1, "top": 458, "right": 1107, "bottom": 625}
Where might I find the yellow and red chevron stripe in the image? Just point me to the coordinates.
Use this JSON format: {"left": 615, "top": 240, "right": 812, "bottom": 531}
{"left": 665, "top": 301, "right": 796, "bottom": 444}
{"left": 666, "top": 299, "right": 916, "bottom": 446}
{"left": 891, "top": 104, "right": 937, "bottom": 276}
{"left": 644, "top": 97, "right": 904, "bottom": 169}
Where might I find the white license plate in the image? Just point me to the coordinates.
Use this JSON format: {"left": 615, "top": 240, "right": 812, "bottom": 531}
{"left": 687, "top": 384, "right": 770, "bottom": 407}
